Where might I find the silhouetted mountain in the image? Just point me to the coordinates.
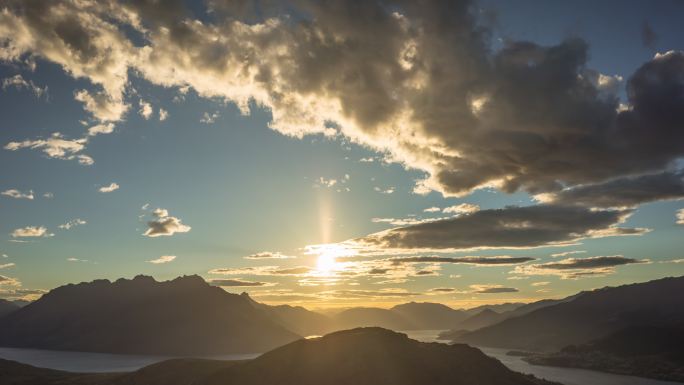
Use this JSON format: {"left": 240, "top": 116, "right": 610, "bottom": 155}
{"left": 0, "top": 329, "right": 559, "bottom": 385}
{"left": 524, "top": 324, "right": 684, "bottom": 382}
{"left": 0, "top": 275, "right": 300, "bottom": 355}
{"left": 498, "top": 295, "right": 579, "bottom": 320}
{"left": 242, "top": 292, "right": 334, "bottom": 336}
{"left": 202, "top": 328, "right": 558, "bottom": 385}
{"left": 456, "top": 308, "right": 507, "bottom": 331}
{"left": 465, "top": 302, "right": 524, "bottom": 315}
{"left": 333, "top": 307, "right": 415, "bottom": 330}
{"left": 391, "top": 302, "right": 469, "bottom": 329}
{"left": 456, "top": 276, "right": 684, "bottom": 351}
{"left": 0, "top": 298, "right": 19, "bottom": 318}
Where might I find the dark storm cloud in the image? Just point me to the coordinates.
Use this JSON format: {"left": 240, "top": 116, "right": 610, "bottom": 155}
{"left": 543, "top": 171, "right": 684, "bottom": 208}
{"left": 356, "top": 205, "right": 645, "bottom": 251}
{"left": 3, "top": 0, "right": 684, "bottom": 199}
{"left": 390, "top": 256, "right": 535, "bottom": 265}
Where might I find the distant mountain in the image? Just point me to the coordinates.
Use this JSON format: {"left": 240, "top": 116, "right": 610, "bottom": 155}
{"left": 334, "top": 307, "right": 415, "bottom": 330}
{"left": 202, "top": 328, "right": 558, "bottom": 385}
{"left": 465, "top": 302, "right": 525, "bottom": 315}
{"left": 0, "top": 298, "right": 19, "bottom": 318}
{"left": 0, "top": 329, "right": 559, "bottom": 385}
{"left": 456, "top": 276, "right": 684, "bottom": 351}
{"left": 456, "top": 308, "right": 507, "bottom": 331}
{"left": 498, "top": 295, "right": 579, "bottom": 320}
{"left": 524, "top": 324, "right": 684, "bottom": 382}
{"left": 242, "top": 293, "right": 334, "bottom": 336}
{"left": 0, "top": 275, "right": 300, "bottom": 355}
{"left": 390, "top": 302, "right": 469, "bottom": 329}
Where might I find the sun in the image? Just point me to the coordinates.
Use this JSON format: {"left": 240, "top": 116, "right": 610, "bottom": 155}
{"left": 312, "top": 244, "right": 354, "bottom": 276}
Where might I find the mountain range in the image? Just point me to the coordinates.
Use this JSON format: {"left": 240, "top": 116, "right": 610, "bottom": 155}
{"left": 0, "top": 275, "right": 300, "bottom": 355}
{"left": 454, "top": 276, "right": 684, "bottom": 351}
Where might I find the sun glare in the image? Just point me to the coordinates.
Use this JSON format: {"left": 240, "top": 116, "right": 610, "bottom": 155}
{"left": 311, "top": 244, "right": 355, "bottom": 276}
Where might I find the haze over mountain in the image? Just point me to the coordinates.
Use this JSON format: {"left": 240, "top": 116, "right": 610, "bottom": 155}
{"left": 0, "top": 275, "right": 300, "bottom": 355}
{"left": 455, "top": 276, "right": 684, "bottom": 351}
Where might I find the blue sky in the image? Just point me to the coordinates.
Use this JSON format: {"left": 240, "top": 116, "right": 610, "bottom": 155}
{"left": 1, "top": 0, "right": 683, "bottom": 308}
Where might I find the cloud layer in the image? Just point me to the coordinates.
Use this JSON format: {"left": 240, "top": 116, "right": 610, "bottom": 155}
{"left": 1, "top": 0, "right": 683, "bottom": 200}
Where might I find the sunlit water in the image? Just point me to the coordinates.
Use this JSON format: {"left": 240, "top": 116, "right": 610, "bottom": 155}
{"left": 401, "top": 330, "right": 682, "bottom": 385}
{"left": 1, "top": 331, "right": 682, "bottom": 384}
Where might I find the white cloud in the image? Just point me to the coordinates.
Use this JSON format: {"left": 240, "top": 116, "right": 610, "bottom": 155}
{"left": 244, "top": 251, "right": 296, "bottom": 259}
{"left": 87, "top": 123, "right": 115, "bottom": 136}
{"left": 11, "top": 226, "right": 53, "bottom": 238}
{"left": 67, "top": 257, "right": 88, "bottom": 263}
{"left": 99, "top": 182, "right": 119, "bottom": 193}
{"left": 43, "top": 192, "right": 54, "bottom": 199}
{"left": 159, "top": 108, "right": 168, "bottom": 121}
{"left": 0, "top": 263, "right": 15, "bottom": 269}
{"left": 677, "top": 208, "right": 684, "bottom": 225}
{"left": 4, "top": 133, "right": 92, "bottom": 165}
{"left": 374, "top": 186, "right": 395, "bottom": 194}
{"left": 139, "top": 99, "right": 153, "bottom": 120}
{"left": 423, "top": 207, "right": 441, "bottom": 213}
{"left": 74, "top": 89, "right": 128, "bottom": 122}
{"left": 1, "top": 189, "right": 34, "bottom": 200}
{"left": 58, "top": 218, "right": 86, "bottom": 230}
{"left": 148, "top": 255, "right": 176, "bottom": 264}
{"left": 143, "top": 208, "right": 191, "bottom": 237}
{"left": 443, "top": 203, "right": 480, "bottom": 214}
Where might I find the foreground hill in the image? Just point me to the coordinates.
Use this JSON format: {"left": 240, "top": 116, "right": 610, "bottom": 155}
{"left": 202, "top": 327, "right": 557, "bottom": 385}
{"left": 0, "top": 299, "right": 19, "bottom": 318}
{"left": 456, "top": 276, "right": 684, "bottom": 351}
{"left": 0, "top": 275, "right": 300, "bottom": 355}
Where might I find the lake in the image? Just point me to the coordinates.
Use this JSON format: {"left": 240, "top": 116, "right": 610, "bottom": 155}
{"left": 401, "top": 330, "right": 683, "bottom": 385}
{"left": 1, "top": 331, "right": 682, "bottom": 385}
{"left": 0, "top": 346, "right": 259, "bottom": 373}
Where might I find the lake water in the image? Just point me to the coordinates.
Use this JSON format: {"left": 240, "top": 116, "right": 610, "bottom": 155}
{"left": 1, "top": 331, "right": 682, "bottom": 385}
{"left": 0, "top": 347, "right": 259, "bottom": 373}
{"left": 401, "top": 330, "right": 683, "bottom": 385}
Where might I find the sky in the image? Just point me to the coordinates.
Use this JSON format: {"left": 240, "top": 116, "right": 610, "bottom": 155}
{"left": 1, "top": 0, "right": 684, "bottom": 309}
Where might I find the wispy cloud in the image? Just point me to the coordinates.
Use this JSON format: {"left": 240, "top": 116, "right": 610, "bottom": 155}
{"left": 244, "top": 251, "right": 296, "bottom": 260}
{"left": 209, "top": 279, "right": 276, "bottom": 287}
{"left": 5, "top": 133, "right": 92, "bottom": 165}
{"left": 59, "top": 219, "right": 86, "bottom": 230}
{"left": 2, "top": 74, "right": 47, "bottom": 98}
{"left": 147, "top": 255, "right": 176, "bottom": 264}
{"left": 1, "top": 189, "right": 34, "bottom": 200}
{"left": 512, "top": 255, "right": 649, "bottom": 279}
